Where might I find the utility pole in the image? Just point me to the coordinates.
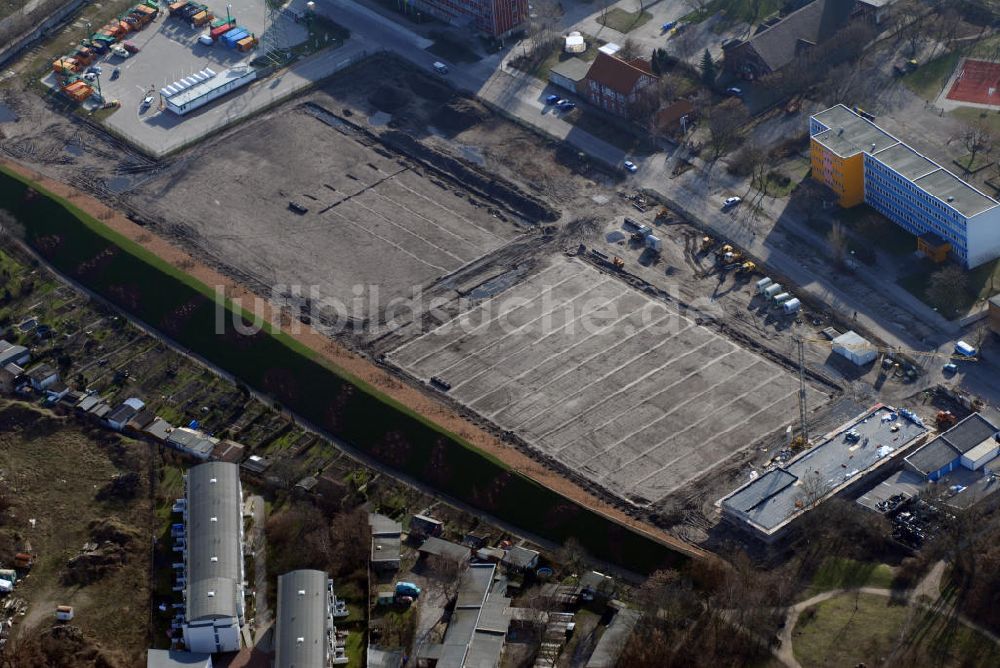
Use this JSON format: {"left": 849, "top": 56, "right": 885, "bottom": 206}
{"left": 797, "top": 337, "right": 808, "bottom": 446}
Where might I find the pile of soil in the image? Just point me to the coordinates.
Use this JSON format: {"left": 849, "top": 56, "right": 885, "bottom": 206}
{"left": 62, "top": 519, "right": 138, "bottom": 585}
{"left": 28, "top": 624, "right": 126, "bottom": 668}
{"left": 95, "top": 472, "right": 140, "bottom": 501}
{"left": 431, "top": 98, "right": 488, "bottom": 134}
{"left": 369, "top": 85, "right": 413, "bottom": 113}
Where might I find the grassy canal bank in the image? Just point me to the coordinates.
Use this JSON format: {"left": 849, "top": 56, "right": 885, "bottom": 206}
{"left": 0, "top": 165, "right": 694, "bottom": 574}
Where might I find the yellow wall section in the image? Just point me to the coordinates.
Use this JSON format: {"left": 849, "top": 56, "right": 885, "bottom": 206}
{"left": 810, "top": 138, "right": 864, "bottom": 208}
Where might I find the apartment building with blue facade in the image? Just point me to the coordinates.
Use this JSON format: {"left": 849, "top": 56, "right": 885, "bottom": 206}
{"left": 810, "top": 104, "right": 1000, "bottom": 268}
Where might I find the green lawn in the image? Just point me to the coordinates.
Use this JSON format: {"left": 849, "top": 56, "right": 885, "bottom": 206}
{"left": 902, "top": 51, "right": 962, "bottom": 101}
{"left": 951, "top": 106, "right": 1000, "bottom": 139}
{"left": 345, "top": 629, "right": 365, "bottom": 668}
{"left": 899, "top": 258, "right": 1000, "bottom": 319}
{"left": 804, "top": 558, "right": 894, "bottom": 598}
{"left": 793, "top": 593, "right": 1000, "bottom": 667}
{"left": 597, "top": 7, "right": 652, "bottom": 34}
{"left": 510, "top": 33, "right": 605, "bottom": 81}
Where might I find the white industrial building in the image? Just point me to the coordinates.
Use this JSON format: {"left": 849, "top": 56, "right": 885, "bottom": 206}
{"left": 161, "top": 65, "right": 257, "bottom": 116}
{"left": 275, "top": 569, "right": 344, "bottom": 668}
{"left": 832, "top": 330, "right": 877, "bottom": 366}
{"left": 179, "top": 462, "right": 245, "bottom": 654}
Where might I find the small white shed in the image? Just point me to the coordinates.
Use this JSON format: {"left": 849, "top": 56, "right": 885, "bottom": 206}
{"left": 961, "top": 437, "right": 1000, "bottom": 471}
{"left": 56, "top": 605, "right": 74, "bottom": 621}
{"left": 832, "top": 330, "right": 876, "bottom": 366}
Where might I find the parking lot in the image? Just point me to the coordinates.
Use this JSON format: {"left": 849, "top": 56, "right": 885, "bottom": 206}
{"left": 58, "top": 0, "right": 312, "bottom": 154}
{"left": 389, "top": 257, "right": 830, "bottom": 505}
{"left": 128, "top": 103, "right": 522, "bottom": 323}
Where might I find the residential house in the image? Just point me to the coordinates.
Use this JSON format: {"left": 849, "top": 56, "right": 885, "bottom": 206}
{"left": 407, "top": 0, "right": 527, "bottom": 37}
{"left": 721, "top": 0, "right": 864, "bottom": 79}
{"left": 127, "top": 407, "right": 158, "bottom": 433}
{"left": 370, "top": 514, "right": 402, "bottom": 572}
{"left": 582, "top": 52, "right": 658, "bottom": 119}
{"left": 0, "top": 363, "right": 22, "bottom": 394}
{"left": 415, "top": 564, "right": 511, "bottom": 667}
{"left": 24, "top": 363, "right": 58, "bottom": 391}
{"left": 167, "top": 427, "right": 219, "bottom": 461}
{"left": 0, "top": 340, "right": 29, "bottom": 368}
{"left": 105, "top": 398, "right": 146, "bottom": 432}
{"left": 418, "top": 536, "right": 471, "bottom": 564}
{"left": 240, "top": 454, "right": 271, "bottom": 476}
{"left": 180, "top": 462, "right": 245, "bottom": 654}
{"left": 410, "top": 514, "right": 443, "bottom": 540}
{"left": 501, "top": 545, "right": 539, "bottom": 572}
{"left": 146, "top": 649, "right": 213, "bottom": 668}
{"left": 275, "top": 569, "right": 344, "bottom": 667}
{"left": 144, "top": 417, "right": 173, "bottom": 442}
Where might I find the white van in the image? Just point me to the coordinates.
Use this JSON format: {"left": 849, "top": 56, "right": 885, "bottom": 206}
{"left": 432, "top": 61, "right": 449, "bottom": 75}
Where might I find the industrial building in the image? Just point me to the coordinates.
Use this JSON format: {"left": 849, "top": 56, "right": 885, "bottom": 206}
{"left": 0, "top": 340, "right": 30, "bottom": 368}
{"left": 831, "top": 330, "right": 877, "bottom": 366}
{"left": 416, "top": 563, "right": 511, "bottom": 667}
{"left": 161, "top": 65, "right": 257, "bottom": 116}
{"left": 275, "top": 569, "right": 344, "bottom": 668}
{"left": 407, "top": 0, "right": 527, "bottom": 37}
{"left": 179, "top": 461, "right": 245, "bottom": 654}
{"left": 810, "top": 104, "right": 1000, "bottom": 267}
{"left": 904, "top": 412, "right": 1000, "bottom": 481}
{"left": 721, "top": 405, "right": 929, "bottom": 541}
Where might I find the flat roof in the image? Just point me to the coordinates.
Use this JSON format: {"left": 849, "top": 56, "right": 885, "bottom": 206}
{"left": 812, "top": 108, "right": 897, "bottom": 159}
{"left": 428, "top": 564, "right": 504, "bottom": 668}
{"left": 586, "top": 609, "right": 640, "bottom": 668}
{"left": 369, "top": 513, "right": 402, "bottom": 536}
{"left": 964, "top": 438, "right": 999, "bottom": 463}
{"left": 167, "top": 65, "right": 254, "bottom": 108}
{"left": 549, "top": 56, "right": 592, "bottom": 82}
{"left": 812, "top": 104, "right": 999, "bottom": 218}
{"left": 872, "top": 143, "right": 937, "bottom": 180}
{"left": 855, "top": 468, "right": 927, "bottom": 512}
{"left": 275, "top": 569, "right": 330, "bottom": 668}
{"left": 914, "top": 168, "right": 998, "bottom": 218}
{"left": 419, "top": 536, "right": 470, "bottom": 563}
{"left": 722, "top": 406, "right": 928, "bottom": 534}
{"left": 146, "top": 649, "right": 212, "bottom": 668}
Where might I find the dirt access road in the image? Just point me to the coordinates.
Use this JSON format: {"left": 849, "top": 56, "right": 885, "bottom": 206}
{"left": 0, "top": 158, "right": 709, "bottom": 564}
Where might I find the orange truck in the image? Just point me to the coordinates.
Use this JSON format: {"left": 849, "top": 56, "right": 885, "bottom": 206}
{"left": 52, "top": 57, "right": 80, "bottom": 75}
{"left": 62, "top": 81, "right": 93, "bottom": 102}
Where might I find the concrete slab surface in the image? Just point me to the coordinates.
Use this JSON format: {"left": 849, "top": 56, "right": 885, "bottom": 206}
{"left": 389, "top": 257, "right": 830, "bottom": 505}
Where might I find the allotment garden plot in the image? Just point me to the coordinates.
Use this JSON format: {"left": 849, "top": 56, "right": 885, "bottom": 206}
{"left": 389, "top": 257, "right": 830, "bottom": 505}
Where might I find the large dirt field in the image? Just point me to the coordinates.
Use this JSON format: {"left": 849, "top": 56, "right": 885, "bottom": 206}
{"left": 0, "top": 401, "right": 151, "bottom": 666}
{"left": 389, "top": 256, "right": 829, "bottom": 505}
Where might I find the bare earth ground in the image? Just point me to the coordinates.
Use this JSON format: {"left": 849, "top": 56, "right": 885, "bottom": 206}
{"left": 0, "top": 158, "right": 709, "bottom": 562}
{"left": 0, "top": 400, "right": 151, "bottom": 665}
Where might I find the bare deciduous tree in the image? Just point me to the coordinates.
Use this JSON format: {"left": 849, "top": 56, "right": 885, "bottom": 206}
{"left": 926, "top": 264, "right": 969, "bottom": 314}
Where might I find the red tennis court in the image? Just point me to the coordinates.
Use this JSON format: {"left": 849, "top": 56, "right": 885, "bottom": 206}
{"left": 947, "top": 58, "right": 1000, "bottom": 106}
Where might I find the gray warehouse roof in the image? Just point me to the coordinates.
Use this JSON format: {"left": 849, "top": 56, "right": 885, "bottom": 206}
{"left": 423, "top": 564, "right": 507, "bottom": 668}
{"left": 185, "top": 462, "right": 243, "bottom": 622}
{"left": 586, "top": 608, "right": 640, "bottom": 667}
{"left": 275, "top": 569, "right": 331, "bottom": 668}
{"left": 0, "top": 340, "right": 28, "bottom": 367}
{"left": 905, "top": 412, "right": 1000, "bottom": 476}
{"left": 723, "top": 406, "right": 928, "bottom": 534}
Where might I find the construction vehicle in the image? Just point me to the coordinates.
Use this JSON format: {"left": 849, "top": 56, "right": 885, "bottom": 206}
{"left": 716, "top": 244, "right": 743, "bottom": 266}
{"left": 612, "top": 256, "right": 625, "bottom": 270}
{"left": 936, "top": 411, "right": 958, "bottom": 429}
{"left": 700, "top": 236, "right": 714, "bottom": 252}
{"left": 52, "top": 57, "right": 81, "bottom": 75}
{"left": 655, "top": 207, "right": 670, "bottom": 222}
{"left": 736, "top": 261, "right": 756, "bottom": 274}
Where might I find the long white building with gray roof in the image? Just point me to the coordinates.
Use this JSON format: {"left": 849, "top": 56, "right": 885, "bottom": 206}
{"left": 275, "top": 569, "right": 339, "bottom": 668}
{"left": 181, "top": 461, "right": 245, "bottom": 654}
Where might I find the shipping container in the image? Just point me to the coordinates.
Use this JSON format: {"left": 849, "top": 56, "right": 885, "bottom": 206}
{"left": 782, "top": 298, "right": 801, "bottom": 314}
{"left": 211, "top": 16, "right": 234, "bottom": 28}
{"left": 210, "top": 22, "right": 235, "bottom": 40}
{"left": 755, "top": 277, "right": 772, "bottom": 294}
{"left": 763, "top": 283, "right": 783, "bottom": 299}
{"left": 168, "top": 0, "right": 190, "bottom": 15}
{"left": 237, "top": 36, "right": 256, "bottom": 52}
{"left": 222, "top": 28, "right": 249, "bottom": 46}
{"left": 192, "top": 10, "right": 214, "bottom": 27}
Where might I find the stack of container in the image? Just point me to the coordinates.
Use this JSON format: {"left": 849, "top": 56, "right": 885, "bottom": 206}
{"left": 220, "top": 27, "right": 249, "bottom": 48}
{"left": 209, "top": 19, "right": 236, "bottom": 41}
{"left": 61, "top": 81, "right": 94, "bottom": 102}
